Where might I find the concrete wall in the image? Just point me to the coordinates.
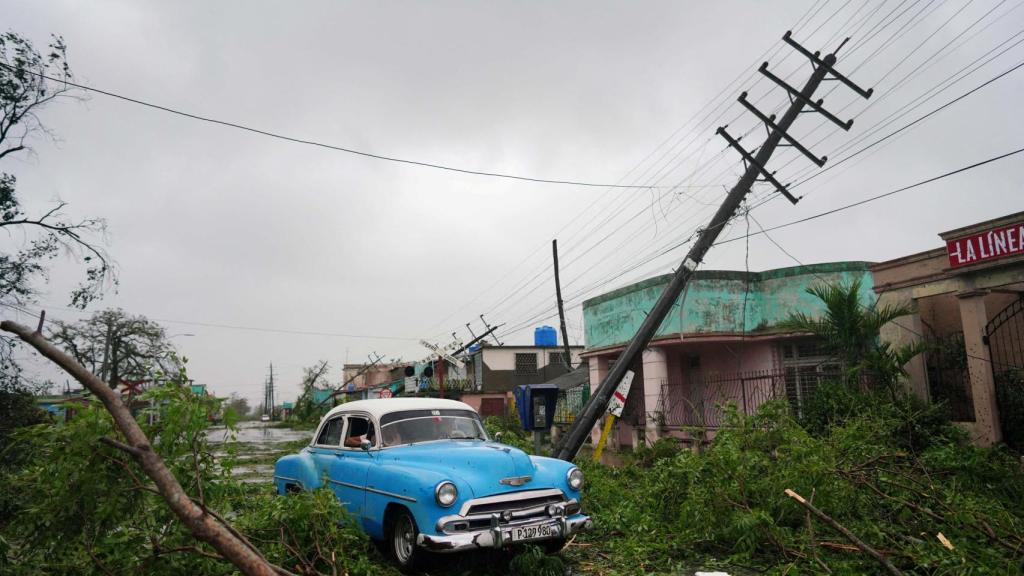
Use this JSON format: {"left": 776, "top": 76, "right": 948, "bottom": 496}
{"left": 460, "top": 392, "right": 509, "bottom": 414}
{"left": 479, "top": 346, "right": 583, "bottom": 371}
{"left": 583, "top": 262, "right": 876, "bottom": 350}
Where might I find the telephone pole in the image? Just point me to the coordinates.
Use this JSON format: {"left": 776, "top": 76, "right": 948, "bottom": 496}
{"left": 263, "top": 363, "right": 275, "bottom": 420}
{"left": 553, "top": 31, "right": 873, "bottom": 461}
{"left": 552, "top": 239, "right": 573, "bottom": 369}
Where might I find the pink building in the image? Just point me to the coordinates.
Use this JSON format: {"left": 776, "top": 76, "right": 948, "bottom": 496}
{"left": 580, "top": 262, "right": 875, "bottom": 450}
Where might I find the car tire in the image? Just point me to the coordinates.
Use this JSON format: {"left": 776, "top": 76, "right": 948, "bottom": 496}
{"left": 388, "top": 509, "right": 421, "bottom": 569}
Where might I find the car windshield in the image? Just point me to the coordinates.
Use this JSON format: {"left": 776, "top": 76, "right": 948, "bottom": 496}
{"left": 379, "top": 409, "right": 489, "bottom": 446}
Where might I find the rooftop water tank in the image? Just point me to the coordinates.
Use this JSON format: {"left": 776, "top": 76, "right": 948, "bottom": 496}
{"left": 534, "top": 325, "right": 557, "bottom": 347}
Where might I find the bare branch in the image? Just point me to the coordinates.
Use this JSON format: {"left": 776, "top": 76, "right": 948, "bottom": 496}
{"left": 99, "top": 435, "right": 143, "bottom": 457}
{"left": 785, "top": 488, "right": 903, "bottom": 576}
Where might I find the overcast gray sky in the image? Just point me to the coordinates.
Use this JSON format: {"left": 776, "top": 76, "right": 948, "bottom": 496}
{"left": 3, "top": 0, "right": 1022, "bottom": 404}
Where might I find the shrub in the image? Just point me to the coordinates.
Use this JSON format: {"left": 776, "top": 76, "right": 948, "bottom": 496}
{"left": 570, "top": 400, "right": 1024, "bottom": 574}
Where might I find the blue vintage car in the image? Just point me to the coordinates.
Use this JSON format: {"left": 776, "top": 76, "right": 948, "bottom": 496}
{"left": 273, "top": 398, "right": 591, "bottom": 567}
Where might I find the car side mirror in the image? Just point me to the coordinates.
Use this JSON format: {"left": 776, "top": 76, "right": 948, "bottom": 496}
{"left": 360, "top": 439, "right": 372, "bottom": 451}
{"left": 494, "top": 432, "right": 504, "bottom": 443}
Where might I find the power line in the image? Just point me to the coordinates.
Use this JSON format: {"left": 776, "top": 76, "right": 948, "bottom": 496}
{"left": 721, "top": 145, "right": 1024, "bottom": 246}
{"left": 0, "top": 63, "right": 665, "bottom": 190}
{"left": 480, "top": 4, "right": 939, "bottom": 328}
{"left": 424, "top": 1, "right": 848, "bottom": 335}
{"left": 746, "top": 211, "right": 1015, "bottom": 370}
{"left": 792, "top": 56, "right": 1024, "bottom": 191}
{"left": 773, "top": 3, "right": 1024, "bottom": 188}
{"left": 498, "top": 144, "right": 1024, "bottom": 340}
{"left": 748, "top": 41, "right": 1024, "bottom": 212}
{"left": 10, "top": 303, "right": 423, "bottom": 342}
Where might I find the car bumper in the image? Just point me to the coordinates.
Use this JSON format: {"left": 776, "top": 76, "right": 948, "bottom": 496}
{"left": 416, "top": 513, "right": 592, "bottom": 553}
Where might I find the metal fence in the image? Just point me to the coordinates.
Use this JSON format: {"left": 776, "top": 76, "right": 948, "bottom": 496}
{"left": 554, "top": 385, "right": 589, "bottom": 425}
{"left": 657, "top": 369, "right": 786, "bottom": 428}
{"left": 656, "top": 366, "right": 850, "bottom": 428}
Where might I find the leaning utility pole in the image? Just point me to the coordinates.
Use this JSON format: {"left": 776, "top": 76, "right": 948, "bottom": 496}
{"left": 553, "top": 31, "right": 873, "bottom": 461}
{"left": 552, "top": 239, "right": 573, "bottom": 369}
{"left": 450, "top": 323, "right": 503, "bottom": 357}
{"left": 317, "top": 352, "right": 385, "bottom": 407}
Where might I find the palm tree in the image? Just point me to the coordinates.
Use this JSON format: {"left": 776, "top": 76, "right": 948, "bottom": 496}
{"left": 779, "top": 277, "right": 926, "bottom": 396}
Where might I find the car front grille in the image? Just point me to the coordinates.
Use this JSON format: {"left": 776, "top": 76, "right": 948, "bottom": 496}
{"left": 440, "top": 489, "right": 569, "bottom": 533}
{"left": 465, "top": 491, "right": 566, "bottom": 516}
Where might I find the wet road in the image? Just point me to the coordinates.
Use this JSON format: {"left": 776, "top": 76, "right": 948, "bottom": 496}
{"left": 207, "top": 421, "right": 313, "bottom": 482}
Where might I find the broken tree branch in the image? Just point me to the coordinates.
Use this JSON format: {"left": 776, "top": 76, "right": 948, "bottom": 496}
{"left": 785, "top": 488, "right": 903, "bottom": 576}
{"left": 0, "top": 320, "right": 279, "bottom": 576}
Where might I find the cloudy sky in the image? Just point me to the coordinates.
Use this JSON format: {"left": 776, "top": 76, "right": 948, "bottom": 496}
{"left": 3, "top": 0, "right": 1022, "bottom": 405}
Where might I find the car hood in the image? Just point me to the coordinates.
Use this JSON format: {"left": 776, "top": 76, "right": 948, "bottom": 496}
{"left": 380, "top": 441, "right": 536, "bottom": 497}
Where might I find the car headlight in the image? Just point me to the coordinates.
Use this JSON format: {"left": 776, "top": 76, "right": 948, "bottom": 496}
{"left": 567, "top": 467, "right": 584, "bottom": 491}
{"left": 435, "top": 481, "right": 458, "bottom": 507}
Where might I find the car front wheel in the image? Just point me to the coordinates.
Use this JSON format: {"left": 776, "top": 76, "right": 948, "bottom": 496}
{"left": 388, "top": 509, "right": 420, "bottom": 568}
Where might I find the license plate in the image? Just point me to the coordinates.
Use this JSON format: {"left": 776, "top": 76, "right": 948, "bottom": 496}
{"left": 510, "top": 523, "right": 556, "bottom": 542}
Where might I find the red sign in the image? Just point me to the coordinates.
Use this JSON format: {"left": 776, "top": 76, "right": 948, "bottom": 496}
{"left": 378, "top": 389, "right": 392, "bottom": 399}
{"left": 946, "top": 221, "right": 1024, "bottom": 268}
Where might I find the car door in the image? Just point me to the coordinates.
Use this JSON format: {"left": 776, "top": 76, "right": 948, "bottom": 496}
{"left": 309, "top": 415, "right": 344, "bottom": 484}
{"left": 328, "top": 414, "right": 375, "bottom": 519}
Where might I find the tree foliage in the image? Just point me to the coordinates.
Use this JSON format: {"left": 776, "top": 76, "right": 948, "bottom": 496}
{"left": 290, "top": 360, "right": 331, "bottom": 423}
{"left": 779, "top": 277, "right": 927, "bottom": 395}
{"left": 570, "top": 401, "right": 1024, "bottom": 575}
{"left": 48, "top": 308, "right": 179, "bottom": 388}
{"left": 225, "top": 392, "right": 252, "bottom": 420}
{"left": 0, "top": 368, "right": 396, "bottom": 576}
{"left": 0, "top": 32, "right": 115, "bottom": 390}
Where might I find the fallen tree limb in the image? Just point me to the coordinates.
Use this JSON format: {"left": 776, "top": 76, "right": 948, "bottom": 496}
{"left": 1, "top": 319, "right": 282, "bottom": 576}
{"left": 785, "top": 488, "right": 903, "bottom": 576}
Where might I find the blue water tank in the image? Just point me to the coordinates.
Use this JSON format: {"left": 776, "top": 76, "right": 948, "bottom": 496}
{"left": 534, "top": 326, "right": 557, "bottom": 347}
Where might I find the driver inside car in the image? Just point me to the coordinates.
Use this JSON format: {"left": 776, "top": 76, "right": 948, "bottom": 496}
{"left": 343, "top": 419, "right": 375, "bottom": 448}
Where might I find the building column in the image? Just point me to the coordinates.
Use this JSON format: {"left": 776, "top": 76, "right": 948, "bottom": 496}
{"left": 641, "top": 347, "right": 667, "bottom": 446}
{"left": 958, "top": 291, "right": 1001, "bottom": 446}
{"left": 881, "top": 310, "right": 930, "bottom": 401}
{"left": 588, "top": 356, "right": 609, "bottom": 446}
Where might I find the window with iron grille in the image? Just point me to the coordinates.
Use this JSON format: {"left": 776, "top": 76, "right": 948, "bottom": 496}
{"left": 548, "top": 352, "right": 570, "bottom": 369}
{"left": 779, "top": 341, "right": 837, "bottom": 418}
{"left": 514, "top": 353, "right": 538, "bottom": 375}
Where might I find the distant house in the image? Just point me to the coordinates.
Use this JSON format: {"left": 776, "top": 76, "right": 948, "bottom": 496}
{"left": 311, "top": 388, "right": 334, "bottom": 406}
{"left": 35, "top": 390, "right": 91, "bottom": 422}
{"left": 342, "top": 362, "right": 407, "bottom": 399}
{"left": 461, "top": 342, "right": 585, "bottom": 417}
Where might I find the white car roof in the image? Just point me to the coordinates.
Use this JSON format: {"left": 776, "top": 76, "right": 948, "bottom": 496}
{"left": 323, "top": 398, "right": 477, "bottom": 421}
